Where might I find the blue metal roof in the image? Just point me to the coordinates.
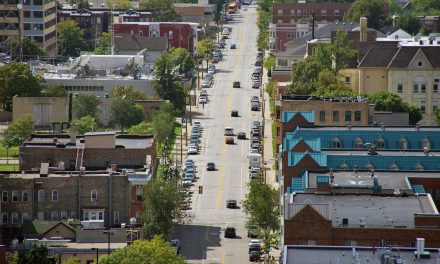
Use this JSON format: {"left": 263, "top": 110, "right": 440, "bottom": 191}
{"left": 289, "top": 128, "right": 440, "bottom": 150}
{"left": 282, "top": 137, "right": 321, "bottom": 152}
{"left": 287, "top": 152, "right": 327, "bottom": 167}
{"left": 281, "top": 111, "right": 314, "bottom": 123}
{"left": 412, "top": 184, "right": 426, "bottom": 194}
{"left": 327, "top": 154, "right": 440, "bottom": 171}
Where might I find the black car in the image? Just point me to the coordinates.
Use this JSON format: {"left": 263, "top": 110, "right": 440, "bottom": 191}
{"left": 249, "top": 251, "right": 260, "bottom": 262}
{"left": 251, "top": 102, "right": 259, "bottom": 111}
{"left": 237, "top": 132, "right": 246, "bottom": 139}
{"left": 249, "top": 244, "right": 261, "bottom": 254}
{"left": 233, "top": 81, "right": 240, "bottom": 88}
{"left": 225, "top": 226, "right": 236, "bottom": 238}
{"left": 207, "top": 162, "right": 216, "bottom": 171}
{"left": 226, "top": 199, "right": 237, "bottom": 208}
{"left": 231, "top": 110, "right": 239, "bottom": 117}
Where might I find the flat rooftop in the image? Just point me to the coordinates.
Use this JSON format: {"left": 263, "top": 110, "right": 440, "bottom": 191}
{"left": 286, "top": 193, "right": 437, "bottom": 228}
{"left": 283, "top": 245, "right": 440, "bottom": 264}
{"left": 43, "top": 72, "right": 155, "bottom": 81}
{"left": 308, "top": 170, "right": 440, "bottom": 190}
{"left": 299, "top": 126, "right": 440, "bottom": 132}
{"left": 323, "top": 149, "right": 440, "bottom": 156}
{"left": 280, "top": 95, "right": 368, "bottom": 103}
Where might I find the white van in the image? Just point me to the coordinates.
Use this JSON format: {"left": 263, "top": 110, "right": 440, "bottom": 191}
{"left": 224, "top": 127, "right": 234, "bottom": 136}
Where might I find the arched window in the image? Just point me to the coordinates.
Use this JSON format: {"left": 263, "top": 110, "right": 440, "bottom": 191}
{"left": 390, "top": 162, "right": 399, "bottom": 171}
{"left": 399, "top": 137, "right": 408, "bottom": 150}
{"left": 353, "top": 137, "right": 363, "bottom": 149}
{"left": 415, "top": 162, "right": 425, "bottom": 171}
{"left": 376, "top": 136, "right": 385, "bottom": 149}
{"left": 331, "top": 137, "right": 342, "bottom": 149}
{"left": 413, "top": 76, "right": 427, "bottom": 93}
{"left": 365, "top": 161, "right": 374, "bottom": 170}
{"left": 421, "top": 137, "right": 431, "bottom": 150}
{"left": 339, "top": 161, "right": 350, "bottom": 169}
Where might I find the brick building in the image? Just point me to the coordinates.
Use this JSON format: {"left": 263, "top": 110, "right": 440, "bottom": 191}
{"left": 19, "top": 132, "right": 156, "bottom": 171}
{"left": 113, "top": 22, "right": 199, "bottom": 53}
{"left": 272, "top": 3, "right": 352, "bottom": 24}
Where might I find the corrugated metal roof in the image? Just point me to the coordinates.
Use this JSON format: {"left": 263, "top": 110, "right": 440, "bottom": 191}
{"left": 282, "top": 137, "right": 321, "bottom": 152}
{"left": 288, "top": 152, "right": 327, "bottom": 167}
{"left": 281, "top": 111, "right": 314, "bottom": 123}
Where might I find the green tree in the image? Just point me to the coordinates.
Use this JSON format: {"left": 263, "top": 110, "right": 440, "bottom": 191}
{"left": 366, "top": 91, "right": 422, "bottom": 125}
{"left": 107, "top": 0, "right": 131, "bottom": 9}
{"left": 396, "top": 13, "right": 422, "bottom": 35}
{"left": 94, "top": 32, "right": 112, "bottom": 55}
{"left": 287, "top": 58, "right": 323, "bottom": 95}
{"left": 328, "top": 31, "right": 356, "bottom": 74}
{"left": 111, "top": 85, "right": 147, "bottom": 100}
{"left": 314, "top": 70, "right": 356, "bottom": 97}
{"left": 142, "top": 179, "right": 189, "bottom": 238}
{"left": 73, "top": 115, "right": 98, "bottom": 135}
{"left": 435, "top": 108, "right": 440, "bottom": 126}
{"left": 127, "top": 121, "right": 154, "bottom": 134}
{"left": 346, "top": 0, "right": 388, "bottom": 30}
{"left": 42, "top": 85, "right": 67, "bottom": 97}
{"left": 16, "top": 245, "right": 50, "bottom": 264}
{"left": 74, "top": 94, "right": 101, "bottom": 119}
{"left": 153, "top": 53, "right": 186, "bottom": 110}
{"left": 57, "top": 21, "right": 86, "bottom": 57}
{"left": 196, "top": 39, "right": 216, "bottom": 60}
{"left": 152, "top": 103, "right": 176, "bottom": 153}
{"left": 263, "top": 56, "right": 275, "bottom": 71}
{"left": 140, "top": 0, "right": 181, "bottom": 22}
{"left": 411, "top": 0, "right": 440, "bottom": 15}
{"left": 110, "top": 98, "right": 145, "bottom": 132}
{"left": 98, "top": 236, "right": 186, "bottom": 264}
{"left": 0, "top": 62, "right": 43, "bottom": 111}
{"left": 242, "top": 179, "right": 280, "bottom": 251}
{"left": 6, "top": 36, "right": 47, "bottom": 59}
{"left": 62, "top": 258, "right": 81, "bottom": 264}
{"left": 3, "top": 115, "right": 33, "bottom": 157}
{"left": 170, "top": 48, "right": 195, "bottom": 78}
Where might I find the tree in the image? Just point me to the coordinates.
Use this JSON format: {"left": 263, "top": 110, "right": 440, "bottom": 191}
{"left": 3, "top": 115, "right": 34, "bottom": 158}
{"left": 170, "top": 48, "right": 195, "bottom": 78}
{"left": 42, "top": 85, "right": 67, "bottom": 97}
{"left": 109, "top": 98, "right": 145, "bottom": 132}
{"left": 366, "top": 91, "right": 422, "bottom": 125}
{"left": 196, "top": 39, "right": 216, "bottom": 60}
{"left": 153, "top": 53, "right": 186, "bottom": 110}
{"left": 0, "top": 62, "right": 43, "bottom": 111}
{"left": 74, "top": 94, "right": 101, "bottom": 119}
{"left": 57, "top": 21, "right": 86, "bottom": 57}
{"left": 140, "top": 0, "right": 181, "bottom": 22}
{"left": 411, "top": 0, "right": 440, "bottom": 15}
{"left": 314, "top": 70, "right": 356, "bottom": 97}
{"left": 286, "top": 58, "right": 323, "bottom": 95}
{"left": 127, "top": 121, "right": 154, "bottom": 134}
{"left": 73, "top": 115, "right": 98, "bottom": 135}
{"left": 15, "top": 245, "right": 50, "bottom": 264}
{"left": 242, "top": 179, "right": 280, "bottom": 251}
{"left": 435, "top": 108, "right": 440, "bottom": 126}
{"left": 396, "top": 13, "right": 422, "bottom": 35}
{"left": 6, "top": 36, "right": 47, "bottom": 59}
{"left": 111, "top": 85, "right": 147, "bottom": 100}
{"left": 152, "top": 103, "right": 176, "bottom": 153}
{"left": 346, "top": 0, "right": 388, "bottom": 30}
{"left": 98, "top": 236, "right": 186, "bottom": 264}
{"left": 94, "top": 32, "right": 112, "bottom": 55}
{"left": 107, "top": 0, "right": 131, "bottom": 9}
{"left": 263, "top": 56, "right": 275, "bottom": 71}
{"left": 328, "top": 31, "right": 356, "bottom": 74}
{"left": 142, "top": 179, "right": 189, "bottom": 238}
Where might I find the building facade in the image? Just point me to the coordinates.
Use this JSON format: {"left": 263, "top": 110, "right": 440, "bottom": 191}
{"left": 272, "top": 3, "right": 352, "bottom": 24}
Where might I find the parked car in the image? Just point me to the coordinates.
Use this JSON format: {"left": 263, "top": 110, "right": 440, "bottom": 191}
{"left": 252, "top": 80, "right": 260, "bottom": 88}
{"left": 251, "top": 96, "right": 259, "bottom": 103}
{"left": 211, "top": 57, "right": 219, "bottom": 64}
{"left": 249, "top": 243, "right": 261, "bottom": 254}
{"left": 231, "top": 110, "right": 239, "bottom": 117}
{"left": 224, "top": 227, "right": 236, "bottom": 238}
{"left": 207, "top": 162, "right": 216, "bottom": 171}
{"left": 237, "top": 132, "right": 246, "bottom": 139}
{"left": 233, "top": 81, "right": 240, "bottom": 88}
{"left": 202, "top": 78, "right": 212, "bottom": 88}
{"left": 249, "top": 251, "right": 260, "bottom": 262}
{"left": 251, "top": 120, "right": 261, "bottom": 129}
{"left": 187, "top": 146, "right": 198, "bottom": 154}
{"left": 200, "top": 89, "right": 208, "bottom": 97}
{"left": 251, "top": 102, "right": 259, "bottom": 111}
{"left": 226, "top": 199, "right": 237, "bottom": 208}
{"left": 255, "top": 60, "right": 262, "bottom": 67}
{"left": 225, "top": 137, "right": 234, "bottom": 144}
{"left": 208, "top": 64, "right": 216, "bottom": 73}
{"left": 230, "top": 43, "right": 236, "bottom": 49}
{"left": 199, "top": 96, "right": 207, "bottom": 104}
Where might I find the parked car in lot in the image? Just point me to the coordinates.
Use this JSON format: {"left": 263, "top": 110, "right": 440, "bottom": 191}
{"left": 233, "top": 81, "right": 240, "bottom": 88}
{"left": 226, "top": 199, "right": 237, "bottom": 208}
{"left": 224, "top": 227, "right": 236, "bottom": 238}
{"left": 237, "top": 132, "right": 246, "bottom": 139}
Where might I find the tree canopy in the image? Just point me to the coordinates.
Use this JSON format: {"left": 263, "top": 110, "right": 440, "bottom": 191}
{"left": 98, "top": 236, "right": 186, "bottom": 264}
{"left": 140, "top": 0, "right": 181, "bottom": 22}
{"left": 109, "top": 98, "right": 145, "bottom": 132}
{"left": 12, "top": 245, "right": 50, "bottom": 264}
{"left": 195, "top": 39, "right": 216, "bottom": 59}
{"left": 42, "top": 85, "right": 68, "bottom": 97}
{"left": 73, "top": 115, "right": 98, "bottom": 135}
{"left": 94, "top": 32, "right": 112, "bottom": 55}
{"left": 346, "top": 0, "right": 388, "bottom": 30}
{"left": 396, "top": 13, "right": 421, "bottom": 35}
{"left": 74, "top": 94, "right": 101, "bottom": 120}
{"left": 3, "top": 115, "right": 34, "bottom": 149}
{"left": 0, "top": 62, "right": 43, "bottom": 111}
{"left": 6, "top": 36, "right": 47, "bottom": 59}
{"left": 57, "top": 21, "right": 86, "bottom": 57}
{"left": 152, "top": 103, "right": 176, "bottom": 151}
{"left": 127, "top": 121, "right": 154, "bottom": 135}
{"left": 170, "top": 48, "right": 195, "bottom": 78}
{"left": 111, "top": 85, "right": 147, "bottom": 100}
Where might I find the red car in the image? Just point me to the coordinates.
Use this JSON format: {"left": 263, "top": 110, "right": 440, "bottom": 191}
{"left": 211, "top": 58, "right": 219, "bottom": 63}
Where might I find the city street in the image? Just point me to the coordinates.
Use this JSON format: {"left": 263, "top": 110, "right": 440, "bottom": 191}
{"left": 172, "top": 4, "right": 263, "bottom": 264}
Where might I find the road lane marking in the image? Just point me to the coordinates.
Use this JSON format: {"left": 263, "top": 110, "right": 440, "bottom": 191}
{"left": 216, "top": 165, "right": 224, "bottom": 209}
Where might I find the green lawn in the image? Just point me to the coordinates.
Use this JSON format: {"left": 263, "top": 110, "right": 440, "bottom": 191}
{"left": 156, "top": 123, "right": 182, "bottom": 157}
{"left": 0, "top": 146, "right": 18, "bottom": 158}
{"left": 0, "top": 164, "right": 19, "bottom": 171}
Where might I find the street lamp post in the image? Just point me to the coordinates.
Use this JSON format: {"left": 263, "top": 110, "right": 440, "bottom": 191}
{"left": 91, "top": 248, "right": 99, "bottom": 264}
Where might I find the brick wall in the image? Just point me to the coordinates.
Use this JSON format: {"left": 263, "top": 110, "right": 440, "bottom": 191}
{"left": 282, "top": 153, "right": 322, "bottom": 193}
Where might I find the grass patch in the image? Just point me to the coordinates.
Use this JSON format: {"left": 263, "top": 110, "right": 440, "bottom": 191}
{"left": 0, "top": 164, "right": 19, "bottom": 171}
{"left": 156, "top": 123, "right": 182, "bottom": 157}
{"left": 0, "top": 146, "right": 18, "bottom": 158}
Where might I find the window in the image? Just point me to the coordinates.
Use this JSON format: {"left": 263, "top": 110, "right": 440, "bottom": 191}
{"left": 354, "top": 111, "right": 361, "bottom": 122}
{"left": 321, "top": 10, "right": 327, "bottom": 16}
{"left": 376, "top": 137, "right": 385, "bottom": 149}
{"left": 297, "top": 10, "right": 301, "bottom": 16}
{"left": 2, "top": 191, "right": 8, "bottom": 203}
{"left": 12, "top": 212, "right": 19, "bottom": 224}
{"left": 83, "top": 210, "right": 104, "bottom": 221}
{"left": 52, "top": 190, "right": 58, "bottom": 202}
{"left": 345, "top": 76, "right": 351, "bottom": 84}
{"left": 136, "top": 186, "right": 143, "bottom": 202}
{"left": 434, "top": 78, "right": 440, "bottom": 93}
{"left": 421, "top": 84, "right": 426, "bottom": 93}
{"left": 277, "top": 9, "right": 283, "bottom": 16}
{"left": 22, "top": 213, "right": 29, "bottom": 223}
{"left": 417, "top": 61, "right": 423, "bottom": 67}
{"left": 331, "top": 137, "right": 342, "bottom": 149}
{"left": 12, "top": 191, "right": 18, "bottom": 202}
{"left": 413, "top": 76, "right": 427, "bottom": 93}
{"left": 334, "top": 9, "right": 339, "bottom": 16}
{"left": 353, "top": 137, "right": 363, "bottom": 149}
{"left": 52, "top": 211, "right": 58, "bottom": 221}
{"left": 60, "top": 211, "right": 68, "bottom": 219}
{"left": 399, "top": 138, "right": 408, "bottom": 150}
{"left": 114, "top": 211, "right": 120, "bottom": 224}
{"left": 345, "top": 111, "right": 351, "bottom": 121}
{"left": 33, "top": 11, "right": 43, "bottom": 18}
{"left": 97, "top": 17, "right": 101, "bottom": 24}
{"left": 333, "top": 111, "right": 339, "bottom": 121}
{"left": 397, "top": 83, "right": 403, "bottom": 93}
{"left": 413, "top": 84, "right": 419, "bottom": 93}
{"left": 91, "top": 190, "right": 97, "bottom": 201}
{"left": 346, "top": 240, "right": 357, "bottom": 246}
{"left": 2, "top": 213, "right": 7, "bottom": 224}
{"left": 421, "top": 105, "right": 426, "bottom": 114}
{"left": 22, "top": 191, "right": 29, "bottom": 202}
{"left": 319, "top": 111, "right": 326, "bottom": 122}
{"left": 38, "top": 212, "right": 44, "bottom": 220}
{"left": 291, "top": 9, "right": 295, "bottom": 15}
{"left": 38, "top": 190, "right": 45, "bottom": 202}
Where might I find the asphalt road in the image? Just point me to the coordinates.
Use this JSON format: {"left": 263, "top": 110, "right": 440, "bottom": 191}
{"left": 172, "top": 4, "right": 262, "bottom": 264}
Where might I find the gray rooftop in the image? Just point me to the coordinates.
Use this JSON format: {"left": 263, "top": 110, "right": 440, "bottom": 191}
{"left": 300, "top": 126, "right": 440, "bottom": 132}
{"left": 285, "top": 193, "right": 437, "bottom": 228}
{"left": 322, "top": 150, "right": 440, "bottom": 156}
{"left": 283, "top": 245, "right": 440, "bottom": 264}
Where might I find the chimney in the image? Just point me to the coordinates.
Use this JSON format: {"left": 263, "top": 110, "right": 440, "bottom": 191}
{"left": 70, "top": 123, "right": 77, "bottom": 144}
{"left": 360, "top": 17, "right": 368, "bottom": 42}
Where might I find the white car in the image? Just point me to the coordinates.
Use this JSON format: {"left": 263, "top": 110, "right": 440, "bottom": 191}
{"left": 182, "top": 178, "right": 192, "bottom": 185}
{"left": 187, "top": 146, "right": 198, "bottom": 154}
{"left": 199, "top": 96, "right": 207, "bottom": 104}
{"left": 252, "top": 80, "right": 260, "bottom": 88}
{"left": 208, "top": 66, "right": 216, "bottom": 74}
{"left": 249, "top": 239, "right": 260, "bottom": 246}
